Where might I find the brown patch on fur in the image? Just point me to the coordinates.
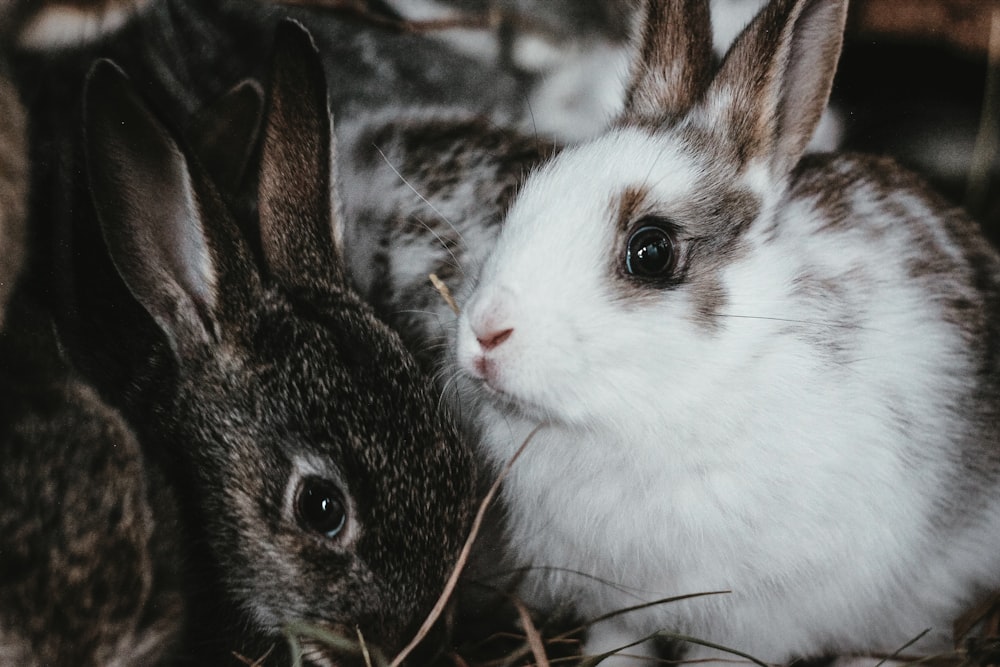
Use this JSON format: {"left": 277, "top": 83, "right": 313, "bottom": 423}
{"left": 611, "top": 185, "right": 652, "bottom": 233}
{"left": 689, "top": 273, "right": 728, "bottom": 327}
{"left": 788, "top": 268, "right": 866, "bottom": 366}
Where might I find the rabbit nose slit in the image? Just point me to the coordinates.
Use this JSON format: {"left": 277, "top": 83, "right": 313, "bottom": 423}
{"left": 474, "top": 355, "right": 493, "bottom": 378}
{"left": 476, "top": 327, "right": 514, "bottom": 350}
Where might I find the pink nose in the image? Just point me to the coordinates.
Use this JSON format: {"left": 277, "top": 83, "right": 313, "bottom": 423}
{"left": 476, "top": 327, "right": 514, "bottom": 351}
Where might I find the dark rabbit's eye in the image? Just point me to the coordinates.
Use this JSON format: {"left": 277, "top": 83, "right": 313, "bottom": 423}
{"left": 295, "top": 477, "right": 347, "bottom": 538}
{"left": 625, "top": 223, "right": 677, "bottom": 279}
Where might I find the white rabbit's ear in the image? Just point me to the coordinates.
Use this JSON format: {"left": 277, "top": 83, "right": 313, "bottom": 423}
{"left": 85, "top": 59, "right": 256, "bottom": 358}
{"left": 258, "top": 20, "right": 346, "bottom": 296}
{"left": 619, "top": 0, "right": 714, "bottom": 123}
{"left": 704, "top": 0, "right": 847, "bottom": 177}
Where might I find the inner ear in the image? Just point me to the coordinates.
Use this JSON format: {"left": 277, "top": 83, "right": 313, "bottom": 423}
{"left": 257, "top": 20, "right": 345, "bottom": 297}
{"left": 85, "top": 59, "right": 220, "bottom": 355}
{"left": 86, "top": 59, "right": 264, "bottom": 358}
{"left": 771, "top": 0, "right": 846, "bottom": 167}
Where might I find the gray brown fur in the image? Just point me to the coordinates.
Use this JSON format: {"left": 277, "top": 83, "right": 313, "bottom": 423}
{"left": 337, "top": 110, "right": 553, "bottom": 368}
{"left": 0, "top": 349, "right": 183, "bottom": 666}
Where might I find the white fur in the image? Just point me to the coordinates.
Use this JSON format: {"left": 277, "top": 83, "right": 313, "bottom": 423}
{"left": 451, "top": 117, "right": 1000, "bottom": 663}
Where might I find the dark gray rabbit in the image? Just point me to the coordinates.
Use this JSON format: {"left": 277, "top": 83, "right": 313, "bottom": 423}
{"left": 81, "top": 20, "right": 476, "bottom": 663}
{"left": 0, "top": 61, "right": 183, "bottom": 666}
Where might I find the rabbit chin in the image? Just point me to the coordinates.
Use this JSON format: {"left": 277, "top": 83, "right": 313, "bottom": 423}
{"left": 487, "top": 384, "right": 556, "bottom": 427}
{"left": 468, "top": 367, "right": 617, "bottom": 432}
{"left": 455, "top": 327, "right": 603, "bottom": 430}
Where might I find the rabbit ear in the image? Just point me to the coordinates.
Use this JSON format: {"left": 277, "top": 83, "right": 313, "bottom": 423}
{"left": 619, "top": 0, "right": 714, "bottom": 123}
{"left": 258, "top": 20, "right": 346, "bottom": 296}
{"left": 704, "top": 0, "right": 847, "bottom": 177}
{"left": 84, "top": 59, "right": 258, "bottom": 358}
{"left": 186, "top": 79, "right": 265, "bottom": 196}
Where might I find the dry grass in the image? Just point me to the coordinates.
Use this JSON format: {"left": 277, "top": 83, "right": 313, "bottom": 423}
{"left": 273, "top": 583, "right": 1000, "bottom": 667}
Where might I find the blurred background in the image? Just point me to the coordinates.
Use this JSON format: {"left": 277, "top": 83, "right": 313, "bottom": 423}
{"left": 1, "top": 0, "right": 997, "bottom": 235}
{"left": 842, "top": 0, "right": 999, "bottom": 240}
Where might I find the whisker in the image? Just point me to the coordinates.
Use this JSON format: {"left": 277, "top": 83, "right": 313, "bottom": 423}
{"left": 391, "top": 308, "right": 448, "bottom": 319}
{"left": 468, "top": 565, "right": 673, "bottom": 602}
{"left": 524, "top": 89, "right": 540, "bottom": 144}
{"left": 396, "top": 214, "right": 467, "bottom": 275}
{"left": 437, "top": 372, "right": 462, "bottom": 415}
{"left": 709, "top": 312, "right": 872, "bottom": 331}
{"left": 372, "top": 143, "right": 469, "bottom": 257}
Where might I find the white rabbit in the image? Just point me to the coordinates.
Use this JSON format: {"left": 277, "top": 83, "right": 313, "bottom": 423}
{"left": 446, "top": 0, "right": 1000, "bottom": 663}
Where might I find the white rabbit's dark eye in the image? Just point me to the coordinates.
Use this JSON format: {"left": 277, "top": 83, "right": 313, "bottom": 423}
{"left": 626, "top": 224, "right": 677, "bottom": 279}
{"left": 295, "top": 477, "right": 347, "bottom": 538}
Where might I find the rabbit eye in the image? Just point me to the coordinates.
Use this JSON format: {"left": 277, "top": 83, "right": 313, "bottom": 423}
{"left": 626, "top": 223, "right": 677, "bottom": 279}
{"left": 295, "top": 477, "right": 347, "bottom": 538}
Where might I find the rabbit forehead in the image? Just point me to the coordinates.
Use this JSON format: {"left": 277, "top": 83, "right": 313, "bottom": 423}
{"left": 513, "top": 126, "right": 704, "bottom": 221}
{"left": 500, "top": 124, "right": 756, "bottom": 249}
{"left": 486, "top": 125, "right": 761, "bottom": 296}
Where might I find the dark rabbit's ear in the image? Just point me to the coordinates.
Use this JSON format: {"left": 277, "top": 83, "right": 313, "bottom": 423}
{"left": 186, "top": 79, "right": 265, "bottom": 196}
{"left": 84, "top": 59, "right": 260, "bottom": 359}
{"left": 258, "top": 20, "right": 346, "bottom": 295}
{"left": 618, "top": 0, "right": 714, "bottom": 123}
{"left": 704, "top": 0, "right": 847, "bottom": 177}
